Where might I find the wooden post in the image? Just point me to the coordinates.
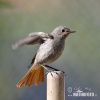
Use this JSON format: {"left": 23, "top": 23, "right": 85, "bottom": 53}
{"left": 47, "top": 71, "right": 65, "bottom": 100}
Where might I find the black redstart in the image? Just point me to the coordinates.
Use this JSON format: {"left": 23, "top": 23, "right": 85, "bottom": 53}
{"left": 12, "top": 26, "right": 75, "bottom": 87}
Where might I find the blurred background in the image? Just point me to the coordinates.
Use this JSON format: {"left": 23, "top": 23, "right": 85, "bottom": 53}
{"left": 0, "top": 0, "right": 100, "bottom": 100}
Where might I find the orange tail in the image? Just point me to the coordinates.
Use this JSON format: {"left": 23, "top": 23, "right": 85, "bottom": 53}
{"left": 16, "top": 64, "right": 44, "bottom": 88}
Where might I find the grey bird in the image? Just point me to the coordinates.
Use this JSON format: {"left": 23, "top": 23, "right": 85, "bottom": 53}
{"left": 12, "top": 26, "right": 75, "bottom": 87}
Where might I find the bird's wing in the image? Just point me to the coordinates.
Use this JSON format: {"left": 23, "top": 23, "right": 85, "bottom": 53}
{"left": 12, "top": 32, "right": 50, "bottom": 50}
{"left": 27, "top": 54, "right": 37, "bottom": 68}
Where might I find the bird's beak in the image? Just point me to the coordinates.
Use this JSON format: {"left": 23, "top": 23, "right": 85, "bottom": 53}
{"left": 70, "top": 31, "right": 76, "bottom": 33}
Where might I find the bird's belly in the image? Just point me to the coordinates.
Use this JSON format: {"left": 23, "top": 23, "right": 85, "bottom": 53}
{"left": 35, "top": 39, "right": 64, "bottom": 65}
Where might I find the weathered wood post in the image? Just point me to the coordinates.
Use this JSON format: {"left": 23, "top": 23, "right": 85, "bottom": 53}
{"left": 47, "top": 71, "right": 65, "bottom": 100}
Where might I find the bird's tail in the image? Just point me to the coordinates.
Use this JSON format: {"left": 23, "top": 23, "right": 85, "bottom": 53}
{"left": 16, "top": 64, "right": 44, "bottom": 88}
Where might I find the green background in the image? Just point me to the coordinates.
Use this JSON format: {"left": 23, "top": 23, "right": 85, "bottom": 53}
{"left": 0, "top": 0, "right": 100, "bottom": 100}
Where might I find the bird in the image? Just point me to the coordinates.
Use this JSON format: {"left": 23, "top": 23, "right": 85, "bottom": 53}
{"left": 12, "top": 26, "right": 75, "bottom": 88}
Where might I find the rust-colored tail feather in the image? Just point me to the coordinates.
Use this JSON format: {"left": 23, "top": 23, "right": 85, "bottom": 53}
{"left": 16, "top": 64, "right": 44, "bottom": 88}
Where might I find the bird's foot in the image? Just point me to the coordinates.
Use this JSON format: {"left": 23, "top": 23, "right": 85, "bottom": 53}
{"left": 41, "top": 65, "right": 65, "bottom": 76}
{"left": 46, "top": 70, "right": 53, "bottom": 76}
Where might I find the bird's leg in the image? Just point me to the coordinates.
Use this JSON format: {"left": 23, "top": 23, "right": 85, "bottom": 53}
{"left": 40, "top": 65, "right": 53, "bottom": 76}
{"left": 45, "top": 65, "right": 59, "bottom": 75}
{"left": 40, "top": 65, "right": 50, "bottom": 71}
{"left": 45, "top": 65, "right": 59, "bottom": 71}
{"left": 45, "top": 65, "right": 65, "bottom": 75}
{"left": 45, "top": 65, "right": 65, "bottom": 72}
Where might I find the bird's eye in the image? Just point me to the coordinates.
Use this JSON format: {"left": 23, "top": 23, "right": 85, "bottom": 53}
{"left": 62, "top": 29, "right": 65, "bottom": 32}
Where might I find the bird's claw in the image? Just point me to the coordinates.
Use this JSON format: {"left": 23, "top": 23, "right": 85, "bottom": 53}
{"left": 46, "top": 70, "right": 53, "bottom": 77}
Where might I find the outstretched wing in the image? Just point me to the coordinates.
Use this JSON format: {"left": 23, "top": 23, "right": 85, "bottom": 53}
{"left": 12, "top": 32, "right": 50, "bottom": 50}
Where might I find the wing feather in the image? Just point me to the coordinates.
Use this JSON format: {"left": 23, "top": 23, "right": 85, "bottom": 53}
{"left": 12, "top": 32, "right": 50, "bottom": 50}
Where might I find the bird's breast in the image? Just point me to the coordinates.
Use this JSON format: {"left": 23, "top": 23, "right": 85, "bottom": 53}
{"left": 35, "top": 38, "right": 65, "bottom": 64}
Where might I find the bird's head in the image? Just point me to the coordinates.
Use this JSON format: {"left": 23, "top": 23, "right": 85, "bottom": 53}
{"left": 51, "top": 26, "right": 76, "bottom": 39}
